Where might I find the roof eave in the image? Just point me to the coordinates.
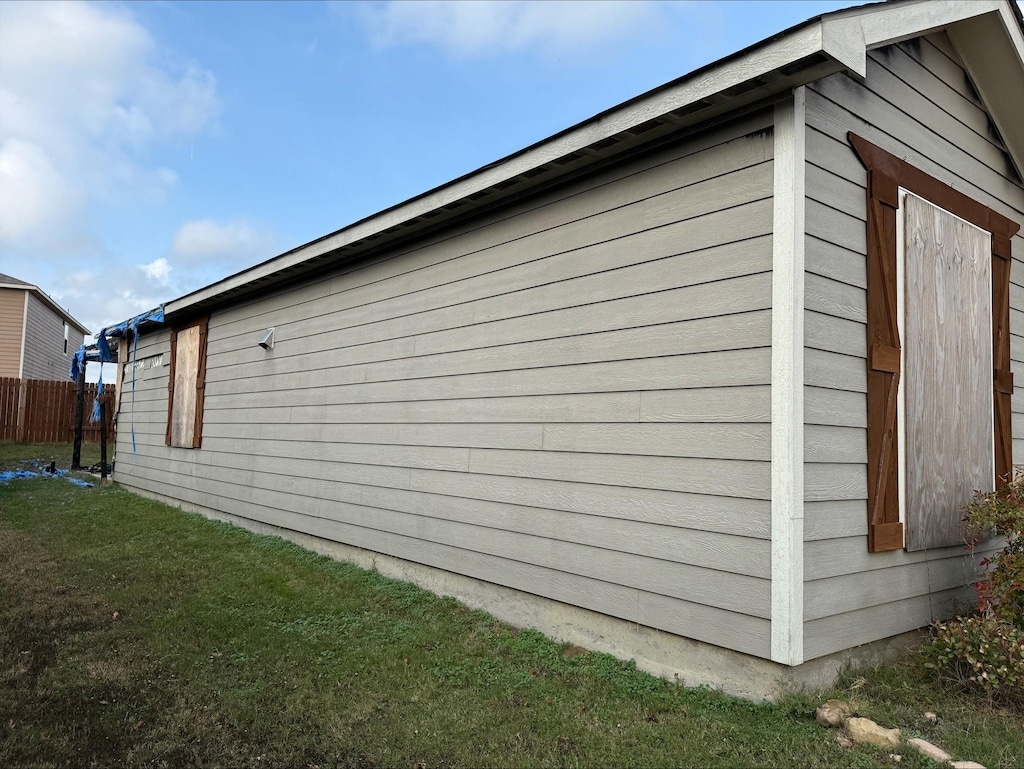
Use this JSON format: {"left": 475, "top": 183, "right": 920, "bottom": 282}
{"left": 163, "top": 0, "right": 1023, "bottom": 321}
{"left": 164, "top": 14, "right": 860, "bottom": 319}
{"left": 0, "top": 282, "right": 90, "bottom": 335}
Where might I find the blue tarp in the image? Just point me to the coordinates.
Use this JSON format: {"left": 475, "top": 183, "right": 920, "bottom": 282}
{"left": 95, "top": 306, "right": 165, "bottom": 363}
{"left": 0, "top": 465, "right": 93, "bottom": 488}
{"left": 68, "top": 305, "right": 166, "bottom": 454}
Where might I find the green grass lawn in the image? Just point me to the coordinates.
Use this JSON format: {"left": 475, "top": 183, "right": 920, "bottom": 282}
{"left": 1, "top": 446, "right": 1021, "bottom": 768}
{"left": 0, "top": 440, "right": 101, "bottom": 471}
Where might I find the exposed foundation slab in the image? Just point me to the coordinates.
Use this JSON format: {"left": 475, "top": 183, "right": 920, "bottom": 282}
{"left": 121, "top": 482, "right": 927, "bottom": 702}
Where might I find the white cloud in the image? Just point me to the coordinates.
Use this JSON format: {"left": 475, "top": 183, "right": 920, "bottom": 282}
{"left": 353, "top": 0, "right": 689, "bottom": 58}
{"left": 141, "top": 257, "right": 172, "bottom": 284}
{"left": 55, "top": 266, "right": 171, "bottom": 336}
{"left": 171, "top": 219, "right": 279, "bottom": 265}
{"left": 0, "top": 138, "right": 87, "bottom": 247}
{"left": 0, "top": 1, "right": 220, "bottom": 252}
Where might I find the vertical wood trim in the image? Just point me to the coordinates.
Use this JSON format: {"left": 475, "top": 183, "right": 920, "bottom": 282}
{"left": 849, "top": 132, "right": 1020, "bottom": 554}
{"left": 992, "top": 250, "right": 1013, "bottom": 483}
{"left": 165, "top": 331, "right": 177, "bottom": 446}
{"left": 18, "top": 292, "right": 27, "bottom": 379}
{"left": 865, "top": 189, "right": 904, "bottom": 552}
{"left": 193, "top": 317, "right": 209, "bottom": 448}
{"left": 771, "top": 88, "right": 805, "bottom": 666}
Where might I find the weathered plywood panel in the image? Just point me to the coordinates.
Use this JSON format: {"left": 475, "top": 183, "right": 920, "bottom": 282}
{"left": 903, "top": 194, "right": 994, "bottom": 550}
{"left": 169, "top": 325, "right": 200, "bottom": 448}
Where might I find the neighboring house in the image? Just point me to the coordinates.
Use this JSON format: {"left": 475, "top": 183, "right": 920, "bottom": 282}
{"left": 0, "top": 273, "right": 89, "bottom": 381}
{"left": 108, "top": 0, "right": 1024, "bottom": 699}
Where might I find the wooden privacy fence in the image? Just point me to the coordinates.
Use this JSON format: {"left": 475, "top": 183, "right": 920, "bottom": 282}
{"left": 0, "top": 378, "right": 116, "bottom": 443}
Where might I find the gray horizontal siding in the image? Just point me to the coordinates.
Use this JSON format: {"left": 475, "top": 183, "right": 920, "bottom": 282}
{"left": 22, "top": 294, "right": 77, "bottom": 381}
{"left": 801, "top": 33, "right": 1024, "bottom": 660}
{"left": 116, "top": 112, "right": 777, "bottom": 659}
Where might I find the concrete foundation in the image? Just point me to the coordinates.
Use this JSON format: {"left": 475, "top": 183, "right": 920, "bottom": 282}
{"left": 122, "top": 482, "right": 927, "bottom": 701}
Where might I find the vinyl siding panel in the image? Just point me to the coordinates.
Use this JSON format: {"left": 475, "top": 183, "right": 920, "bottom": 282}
{"left": 22, "top": 294, "right": 81, "bottom": 381}
{"left": 116, "top": 113, "right": 776, "bottom": 659}
{"left": 0, "top": 290, "right": 25, "bottom": 378}
{"left": 802, "top": 33, "right": 1024, "bottom": 659}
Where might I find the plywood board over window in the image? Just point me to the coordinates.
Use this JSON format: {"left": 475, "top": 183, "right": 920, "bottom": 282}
{"left": 901, "top": 193, "right": 993, "bottom": 551}
{"left": 166, "top": 317, "right": 209, "bottom": 449}
{"left": 850, "top": 133, "right": 1020, "bottom": 553}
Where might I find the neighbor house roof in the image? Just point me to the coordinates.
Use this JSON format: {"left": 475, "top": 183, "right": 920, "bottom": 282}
{"left": 155, "top": 0, "right": 1024, "bottom": 322}
{"left": 0, "top": 273, "right": 90, "bottom": 335}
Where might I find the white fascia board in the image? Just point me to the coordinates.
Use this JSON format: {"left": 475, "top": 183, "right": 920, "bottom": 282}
{"left": 167, "top": 22, "right": 838, "bottom": 317}
{"left": 18, "top": 291, "right": 28, "bottom": 379}
{"left": 826, "top": 0, "right": 1003, "bottom": 58}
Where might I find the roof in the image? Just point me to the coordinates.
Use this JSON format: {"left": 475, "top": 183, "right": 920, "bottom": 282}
{"left": 152, "top": 0, "right": 1023, "bottom": 322}
{"left": 0, "top": 273, "right": 90, "bottom": 335}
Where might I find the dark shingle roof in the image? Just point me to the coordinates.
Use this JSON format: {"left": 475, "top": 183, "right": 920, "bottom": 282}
{"left": 0, "top": 273, "right": 33, "bottom": 287}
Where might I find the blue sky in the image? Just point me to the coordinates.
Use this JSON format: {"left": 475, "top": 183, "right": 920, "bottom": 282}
{"left": 2, "top": 0, "right": 863, "bottom": 344}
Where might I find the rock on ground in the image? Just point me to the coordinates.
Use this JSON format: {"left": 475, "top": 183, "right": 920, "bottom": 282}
{"left": 815, "top": 699, "right": 855, "bottom": 728}
{"left": 908, "top": 738, "right": 951, "bottom": 764}
{"left": 845, "top": 717, "right": 901, "bottom": 750}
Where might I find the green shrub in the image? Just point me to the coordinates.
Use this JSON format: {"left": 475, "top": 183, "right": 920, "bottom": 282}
{"left": 962, "top": 473, "right": 1024, "bottom": 628}
{"left": 923, "top": 472, "right": 1024, "bottom": 708}
{"left": 928, "top": 616, "right": 1024, "bottom": 699}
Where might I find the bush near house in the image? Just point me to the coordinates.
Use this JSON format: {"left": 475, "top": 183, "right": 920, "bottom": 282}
{"left": 924, "top": 473, "right": 1024, "bottom": 709}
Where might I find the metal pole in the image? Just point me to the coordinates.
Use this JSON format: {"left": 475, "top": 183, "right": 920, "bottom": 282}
{"left": 72, "top": 361, "right": 86, "bottom": 470}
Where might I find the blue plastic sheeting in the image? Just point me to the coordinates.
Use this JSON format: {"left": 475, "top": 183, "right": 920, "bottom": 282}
{"left": 69, "top": 346, "right": 87, "bottom": 381}
{"left": 64, "top": 476, "right": 94, "bottom": 488}
{"left": 0, "top": 465, "right": 94, "bottom": 488}
{"left": 90, "top": 364, "right": 104, "bottom": 423}
{"left": 68, "top": 305, "right": 165, "bottom": 455}
{"left": 0, "top": 470, "right": 39, "bottom": 483}
{"left": 95, "top": 306, "right": 165, "bottom": 363}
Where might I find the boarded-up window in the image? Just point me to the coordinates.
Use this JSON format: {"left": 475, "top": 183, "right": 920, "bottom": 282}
{"left": 899, "top": 193, "right": 994, "bottom": 550}
{"left": 850, "top": 132, "right": 1018, "bottom": 553}
{"left": 166, "top": 317, "right": 208, "bottom": 448}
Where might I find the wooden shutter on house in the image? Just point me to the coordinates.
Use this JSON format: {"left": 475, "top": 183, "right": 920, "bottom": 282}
{"left": 849, "top": 133, "right": 1020, "bottom": 553}
{"left": 864, "top": 174, "right": 903, "bottom": 552}
{"left": 993, "top": 233, "right": 1014, "bottom": 486}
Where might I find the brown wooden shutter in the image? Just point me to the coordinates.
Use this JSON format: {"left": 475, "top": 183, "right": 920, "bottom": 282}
{"left": 165, "top": 330, "right": 178, "bottom": 446}
{"left": 864, "top": 175, "right": 904, "bottom": 552}
{"left": 192, "top": 317, "right": 209, "bottom": 448}
{"left": 992, "top": 234, "right": 1013, "bottom": 486}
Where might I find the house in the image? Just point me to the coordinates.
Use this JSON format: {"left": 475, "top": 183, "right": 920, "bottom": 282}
{"left": 107, "top": 0, "right": 1024, "bottom": 699}
{"left": 0, "top": 273, "right": 89, "bottom": 381}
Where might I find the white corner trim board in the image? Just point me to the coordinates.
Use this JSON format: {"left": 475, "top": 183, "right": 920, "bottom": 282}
{"left": 770, "top": 87, "right": 806, "bottom": 666}
{"left": 18, "top": 291, "right": 28, "bottom": 379}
